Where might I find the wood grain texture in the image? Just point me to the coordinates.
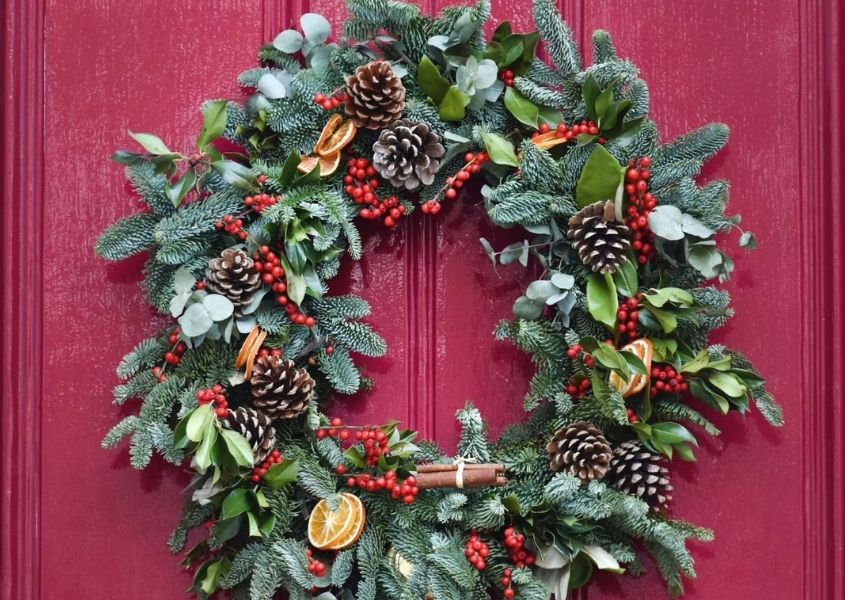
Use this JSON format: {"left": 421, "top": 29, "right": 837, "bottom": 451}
{"left": 2, "top": 0, "right": 842, "bottom": 598}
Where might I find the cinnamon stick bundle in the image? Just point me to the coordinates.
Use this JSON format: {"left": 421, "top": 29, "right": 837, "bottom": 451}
{"left": 414, "top": 463, "right": 507, "bottom": 490}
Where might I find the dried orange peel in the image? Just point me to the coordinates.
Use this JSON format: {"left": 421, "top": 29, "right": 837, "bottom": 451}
{"left": 298, "top": 115, "right": 358, "bottom": 178}
{"left": 235, "top": 325, "right": 267, "bottom": 380}
{"left": 307, "top": 492, "right": 366, "bottom": 550}
{"left": 531, "top": 131, "right": 570, "bottom": 150}
{"left": 610, "top": 338, "right": 654, "bottom": 397}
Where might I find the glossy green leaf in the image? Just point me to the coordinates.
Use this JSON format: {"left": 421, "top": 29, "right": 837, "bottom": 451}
{"left": 438, "top": 86, "right": 471, "bottom": 121}
{"left": 612, "top": 258, "right": 638, "bottom": 298}
{"left": 221, "top": 488, "right": 253, "bottom": 519}
{"left": 575, "top": 145, "right": 624, "bottom": 208}
{"left": 186, "top": 404, "right": 214, "bottom": 443}
{"left": 263, "top": 458, "right": 300, "bottom": 489}
{"left": 195, "top": 425, "right": 217, "bottom": 470}
{"left": 197, "top": 100, "right": 228, "bottom": 150}
{"left": 128, "top": 131, "right": 172, "bottom": 155}
{"left": 708, "top": 371, "right": 747, "bottom": 398}
{"left": 481, "top": 132, "right": 519, "bottom": 167}
{"left": 166, "top": 169, "right": 196, "bottom": 207}
{"left": 211, "top": 159, "right": 256, "bottom": 190}
{"left": 220, "top": 429, "right": 254, "bottom": 467}
{"left": 586, "top": 273, "right": 618, "bottom": 328}
{"left": 417, "top": 56, "right": 451, "bottom": 104}
{"left": 503, "top": 87, "right": 539, "bottom": 128}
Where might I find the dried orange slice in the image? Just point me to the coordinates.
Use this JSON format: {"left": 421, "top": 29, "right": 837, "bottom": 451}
{"left": 610, "top": 338, "right": 654, "bottom": 397}
{"left": 325, "top": 494, "right": 366, "bottom": 550}
{"left": 235, "top": 326, "right": 261, "bottom": 368}
{"left": 313, "top": 114, "right": 343, "bottom": 155}
{"left": 244, "top": 329, "right": 267, "bottom": 381}
{"left": 531, "top": 131, "right": 569, "bottom": 150}
{"left": 297, "top": 152, "right": 341, "bottom": 177}
{"left": 317, "top": 119, "right": 357, "bottom": 157}
{"left": 308, "top": 492, "right": 364, "bottom": 550}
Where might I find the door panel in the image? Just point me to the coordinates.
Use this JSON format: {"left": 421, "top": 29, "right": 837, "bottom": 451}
{"left": 6, "top": 0, "right": 814, "bottom": 598}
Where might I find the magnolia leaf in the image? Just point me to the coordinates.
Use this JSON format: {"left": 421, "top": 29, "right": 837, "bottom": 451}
{"left": 612, "top": 258, "right": 638, "bottom": 298}
{"left": 481, "top": 131, "right": 519, "bottom": 167}
{"left": 586, "top": 273, "right": 618, "bottom": 328}
{"left": 128, "top": 131, "right": 172, "bottom": 155}
{"left": 300, "top": 13, "right": 331, "bottom": 44}
{"left": 576, "top": 145, "right": 624, "bottom": 208}
{"left": 274, "top": 29, "right": 303, "bottom": 53}
{"left": 220, "top": 429, "right": 254, "bottom": 467}
{"left": 709, "top": 371, "right": 747, "bottom": 398}
{"left": 582, "top": 545, "right": 623, "bottom": 574}
{"left": 195, "top": 426, "right": 217, "bottom": 471}
{"left": 186, "top": 404, "right": 214, "bottom": 443}
{"left": 503, "top": 87, "right": 538, "bottom": 127}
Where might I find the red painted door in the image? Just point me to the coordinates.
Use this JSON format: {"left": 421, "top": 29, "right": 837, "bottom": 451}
{"left": 2, "top": 1, "right": 841, "bottom": 599}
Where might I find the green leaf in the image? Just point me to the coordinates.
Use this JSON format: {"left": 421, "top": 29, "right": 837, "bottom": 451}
{"left": 263, "top": 458, "right": 301, "bottom": 489}
{"left": 680, "top": 350, "right": 710, "bottom": 374}
{"left": 689, "top": 378, "right": 730, "bottom": 413}
{"left": 674, "top": 442, "right": 696, "bottom": 462}
{"left": 186, "top": 404, "right": 214, "bottom": 443}
{"left": 438, "top": 86, "right": 471, "bottom": 121}
{"left": 417, "top": 56, "right": 451, "bottom": 104}
{"left": 708, "top": 372, "right": 747, "bottom": 398}
{"left": 166, "top": 169, "right": 197, "bottom": 207}
{"left": 211, "top": 159, "right": 256, "bottom": 190}
{"left": 586, "top": 273, "right": 618, "bottom": 328}
{"left": 221, "top": 488, "right": 253, "bottom": 519}
{"left": 195, "top": 425, "right": 217, "bottom": 471}
{"left": 197, "top": 100, "right": 228, "bottom": 150}
{"left": 651, "top": 422, "right": 698, "bottom": 446}
{"left": 593, "top": 345, "right": 629, "bottom": 379}
{"left": 612, "top": 258, "right": 638, "bottom": 298}
{"left": 279, "top": 151, "right": 301, "bottom": 186}
{"left": 246, "top": 511, "right": 260, "bottom": 537}
{"left": 618, "top": 350, "right": 647, "bottom": 375}
{"left": 481, "top": 132, "right": 519, "bottom": 167}
{"left": 503, "top": 87, "right": 539, "bottom": 128}
{"left": 644, "top": 287, "right": 693, "bottom": 308}
{"left": 287, "top": 271, "right": 307, "bottom": 305}
{"left": 643, "top": 304, "right": 678, "bottom": 333}
{"left": 575, "top": 145, "right": 624, "bottom": 208}
{"left": 513, "top": 295, "right": 543, "bottom": 320}
{"left": 128, "top": 131, "right": 172, "bottom": 155}
{"left": 220, "top": 429, "right": 254, "bottom": 468}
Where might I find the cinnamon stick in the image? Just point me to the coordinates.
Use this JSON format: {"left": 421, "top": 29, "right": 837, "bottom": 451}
{"left": 414, "top": 468, "right": 507, "bottom": 490}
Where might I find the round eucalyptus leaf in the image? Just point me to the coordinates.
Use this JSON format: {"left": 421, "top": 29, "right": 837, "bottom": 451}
{"left": 513, "top": 295, "right": 543, "bottom": 320}
{"left": 647, "top": 205, "right": 685, "bottom": 240}
{"left": 526, "top": 279, "right": 559, "bottom": 302}
{"left": 202, "top": 294, "right": 234, "bottom": 321}
{"left": 273, "top": 29, "right": 303, "bottom": 53}
{"left": 308, "top": 45, "right": 332, "bottom": 72}
{"left": 179, "top": 302, "right": 213, "bottom": 337}
{"left": 474, "top": 59, "right": 499, "bottom": 89}
{"left": 550, "top": 272, "right": 575, "bottom": 289}
{"left": 300, "top": 13, "right": 330, "bottom": 45}
{"left": 245, "top": 93, "right": 272, "bottom": 118}
{"left": 257, "top": 73, "right": 287, "bottom": 99}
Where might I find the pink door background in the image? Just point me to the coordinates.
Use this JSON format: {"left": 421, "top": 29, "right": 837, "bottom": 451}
{"left": 2, "top": 0, "right": 842, "bottom": 598}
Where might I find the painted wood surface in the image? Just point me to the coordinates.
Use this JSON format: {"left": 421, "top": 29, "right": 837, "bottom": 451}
{"left": 2, "top": 0, "right": 841, "bottom": 598}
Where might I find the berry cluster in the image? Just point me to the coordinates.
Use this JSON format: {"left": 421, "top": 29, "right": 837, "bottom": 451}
{"left": 316, "top": 417, "right": 351, "bottom": 443}
{"left": 305, "top": 548, "right": 327, "bottom": 577}
{"left": 214, "top": 214, "right": 247, "bottom": 240}
{"left": 253, "top": 245, "right": 316, "bottom": 327}
{"left": 163, "top": 327, "right": 187, "bottom": 367}
{"left": 531, "top": 120, "right": 603, "bottom": 143}
{"left": 501, "top": 568, "right": 516, "bottom": 599}
{"left": 421, "top": 152, "right": 489, "bottom": 215}
{"left": 500, "top": 69, "right": 516, "bottom": 87}
{"left": 565, "top": 344, "right": 595, "bottom": 368}
{"left": 624, "top": 157, "right": 657, "bottom": 264}
{"left": 649, "top": 364, "right": 689, "bottom": 397}
{"left": 565, "top": 377, "right": 592, "bottom": 400}
{"left": 343, "top": 157, "right": 406, "bottom": 228}
{"left": 503, "top": 527, "right": 535, "bottom": 568}
{"left": 196, "top": 384, "right": 229, "bottom": 418}
{"left": 243, "top": 192, "right": 279, "bottom": 213}
{"left": 464, "top": 532, "right": 491, "bottom": 571}
{"left": 250, "top": 449, "right": 283, "bottom": 483}
{"left": 345, "top": 471, "right": 420, "bottom": 505}
{"left": 313, "top": 91, "right": 348, "bottom": 112}
{"left": 356, "top": 426, "right": 390, "bottom": 466}
{"left": 626, "top": 407, "right": 639, "bottom": 424}
{"left": 616, "top": 295, "right": 642, "bottom": 341}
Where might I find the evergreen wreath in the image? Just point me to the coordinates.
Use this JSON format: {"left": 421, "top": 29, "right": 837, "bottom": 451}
{"left": 97, "top": 1, "right": 784, "bottom": 598}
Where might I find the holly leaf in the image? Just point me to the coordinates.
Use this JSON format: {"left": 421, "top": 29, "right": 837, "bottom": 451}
{"left": 128, "top": 131, "right": 173, "bottom": 155}
{"left": 575, "top": 145, "right": 624, "bottom": 208}
{"left": 586, "top": 273, "right": 618, "bottom": 328}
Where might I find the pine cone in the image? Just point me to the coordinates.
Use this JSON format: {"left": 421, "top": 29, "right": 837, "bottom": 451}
{"left": 372, "top": 119, "right": 445, "bottom": 190}
{"left": 251, "top": 356, "right": 315, "bottom": 420}
{"left": 345, "top": 60, "right": 406, "bottom": 130}
{"left": 224, "top": 407, "right": 276, "bottom": 465}
{"left": 546, "top": 421, "right": 612, "bottom": 481}
{"left": 204, "top": 249, "right": 261, "bottom": 314}
{"left": 567, "top": 201, "right": 631, "bottom": 274}
{"left": 606, "top": 440, "right": 673, "bottom": 514}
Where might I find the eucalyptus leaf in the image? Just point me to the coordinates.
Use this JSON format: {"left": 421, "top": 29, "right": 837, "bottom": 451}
{"left": 257, "top": 73, "right": 287, "bottom": 99}
{"left": 513, "top": 295, "right": 543, "bottom": 320}
{"left": 274, "top": 29, "right": 304, "bottom": 53}
{"left": 550, "top": 272, "right": 575, "bottom": 289}
{"left": 202, "top": 294, "right": 234, "bottom": 321}
{"left": 526, "top": 280, "right": 559, "bottom": 302}
{"left": 300, "top": 13, "right": 331, "bottom": 44}
{"left": 179, "top": 302, "right": 214, "bottom": 337}
{"left": 647, "top": 205, "right": 685, "bottom": 241}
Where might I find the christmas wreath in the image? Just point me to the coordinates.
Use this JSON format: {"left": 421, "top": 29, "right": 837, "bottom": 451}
{"left": 97, "top": 0, "right": 784, "bottom": 598}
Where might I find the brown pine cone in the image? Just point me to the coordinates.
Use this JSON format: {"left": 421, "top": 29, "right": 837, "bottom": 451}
{"left": 546, "top": 421, "right": 612, "bottom": 481}
{"left": 344, "top": 60, "right": 406, "bottom": 130}
{"left": 224, "top": 406, "right": 276, "bottom": 465}
{"left": 567, "top": 201, "right": 631, "bottom": 274}
{"left": 606, "top": 440, "right": 673, "bottom": 514}
{"left": 251, "top": 356, "right": 315, "bottom": 420}
{"left": 204, "top": 249, "right": 261, "bottom": 314}
{"left": 372, "top": 119, "right": 445, "bottom": 190}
